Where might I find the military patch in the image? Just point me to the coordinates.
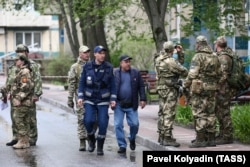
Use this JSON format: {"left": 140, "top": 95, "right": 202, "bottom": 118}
{"left": 21, "top": 77, "right": 28, "bottom": 83}
{"left": 190, "top": 61, "right": 197, "bottom": 69}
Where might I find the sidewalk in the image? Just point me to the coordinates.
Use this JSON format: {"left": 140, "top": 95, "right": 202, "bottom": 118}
{"left": 1, "top": 75, "right": 250, "bottom": 151}
{"left": 40, "top": 83, "right": 250, "bottom": 151}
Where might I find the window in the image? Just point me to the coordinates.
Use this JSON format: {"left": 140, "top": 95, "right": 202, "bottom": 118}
{"left": 15, "top": 32, "right": 41, "bottom": 52}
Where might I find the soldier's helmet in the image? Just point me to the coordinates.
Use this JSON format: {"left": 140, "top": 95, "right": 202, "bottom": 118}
{"left": 163, "top": 41, "right": 174, "bottom": 51}
{"left": 15, "top": 53, "right": 28, "bottom": 62}
{"left": 15, "top": 44, "right": 29, "bottom": 53}
{"left": 215, "top": 36, "right": 227, "bottom": 46}
{"left": 196, "top": 35, "right": 207, "bottom": 43}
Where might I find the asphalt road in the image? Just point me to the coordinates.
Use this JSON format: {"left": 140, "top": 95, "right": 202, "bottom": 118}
{"left": 0, "top": 100, "right": 150, "bottom": 167}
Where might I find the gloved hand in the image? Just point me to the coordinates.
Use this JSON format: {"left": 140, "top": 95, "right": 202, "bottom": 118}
{"left": 3, "top": 96, "right": 7, "bottom": 103}
{"left": 178, "top": 86, "right": 184, "bottom": 96}
{"left": 67, "top": 99, "right": 74, "bottom": 108}
{"left": 177, "top": 79, "right": 183, "bottom": 87}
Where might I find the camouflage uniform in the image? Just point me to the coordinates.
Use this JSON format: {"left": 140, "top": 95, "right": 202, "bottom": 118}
{"left": 214, "top": 37, "right": 234, "bottom": 144}
{"left": 0, "top": 86, "right": 7, "bottom": 102}
{"left": 155, "top": 41, "right": 188, "bottom": 147}
{"left": 11, "top": 53, "right": 34, "bottom": 149}
{"left": 5, "top": 64, "right": 18, "bottom": 144}
{"left": 6, "top": 44, "right": 42, "bottom": 146}
{"left": 29, "top": 58, "right": 42, "bottom": 145}
{"left": 184, "top": 36, "right": 221, "bottom": 148}
{"left": 67, "top": 45, "right": 89, "bottom": 151}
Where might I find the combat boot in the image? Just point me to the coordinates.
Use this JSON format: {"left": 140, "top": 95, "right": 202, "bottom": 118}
{"left": 6, "top": 139, "right": 18, "bottom": 146}
{"left": 215, "top": 137, "right": 233, "bottom": 145}
{"left": 13, "top": 136, "right": 30, "bottom": 149}
{"left": 170, "top": 132, "right": 176, "bottom": 142}
{"left": 158, "top": 135, "right": 163, "bottom": 145}
{"left": 79, "top": 139, "right": 86, "bottom": 151}
{"left": 162, "top": 136, "right": 180, "bottom": 147}
{"left": 97, "top": 138, "right": 105, "bottom": 156}
{"left": 87, "top": 134, "right": 96, "bottom": 152}
{"left": 191, "top": 121, "right": 197, "bottom": 143}
{"left": 206, "top": 133, "right": 216, "bottom": 147}
{"left": 189, "top": 132, "right": 207, "bottom": 148}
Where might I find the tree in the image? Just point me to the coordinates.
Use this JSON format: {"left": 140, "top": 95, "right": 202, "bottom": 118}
{"left": 140, "top": 0, "right": 247, "bottom": 52}
{"left": 140, "top": 0, "right": 168, "bottom": 52}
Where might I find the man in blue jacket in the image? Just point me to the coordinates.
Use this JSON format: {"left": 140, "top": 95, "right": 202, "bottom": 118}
{"left": 113, "top": 55, "right": 147, "bottom": 154}
{"left": 77, "top": 45, "right": 116, "bottom": 156}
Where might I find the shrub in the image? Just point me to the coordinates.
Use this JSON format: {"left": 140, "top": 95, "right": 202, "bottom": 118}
{"left": 44, "top": 54, "right": 74, "bottom": 84}
{"left": 231, "top": 104, "right": 250, "bottom": 143}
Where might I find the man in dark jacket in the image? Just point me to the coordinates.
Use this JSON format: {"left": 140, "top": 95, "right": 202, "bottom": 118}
{"left": 113, "top": 54, "right": 147, "bottom": 154}
{"left": 78, "top": 45, "right": 116, "bottom": 156}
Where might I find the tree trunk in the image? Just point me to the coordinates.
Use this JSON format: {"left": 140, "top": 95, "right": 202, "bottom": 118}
{"left": 57, "top": 0, "right": 79, "bottom": 60}
{"left": 78, "top": 0, "right": 110, "bottom": 61}
{"left": 141, "top": 0, "right": 168, "bottom": 52}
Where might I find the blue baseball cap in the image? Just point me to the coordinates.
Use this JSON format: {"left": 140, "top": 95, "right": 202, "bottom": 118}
{"left": 94, "top": 45, "right": 107, "bottom": 53}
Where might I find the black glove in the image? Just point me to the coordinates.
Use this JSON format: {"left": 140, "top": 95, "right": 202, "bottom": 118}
{"left": 177, "top": 79, "right": 183, "bottom": 87}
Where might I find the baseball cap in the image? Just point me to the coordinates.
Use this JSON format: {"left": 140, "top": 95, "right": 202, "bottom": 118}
{"left": 94, "top": 45, "right": 106, "bottom": 53}
{"left": 79, "top": 45, "right": 90, "bottom": 52}
{"left": 163, "top": 41, "right": 174, "bottom": 50}
{"left": 119, "top": 54, "right": 132, "bottom": 62}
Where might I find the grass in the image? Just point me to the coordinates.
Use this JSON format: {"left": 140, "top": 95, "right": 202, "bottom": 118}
{"left": 231, "top": 104, "right": 250, "bottom": 143}
{"left": 175, "top": 105, "right": 193, "bottom": 127}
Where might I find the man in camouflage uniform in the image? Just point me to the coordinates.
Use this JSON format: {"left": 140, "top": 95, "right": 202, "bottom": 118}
{"left": 154, "top": 42, "right": 185, "bottom": 144}
{"left": 155, "top": 41, "right": 188, "bottom": 147}
{"left": 6, "top": 44, "right": 42, "bottom": 146}
{"left": 67, "top": 45, "right": 90, "bottom": 151}
{"left": 214, "top": 36, "right": 234, "bottom": 145}
{"left": 184, "top": 35, "right": 221, "bottom": 148}
{"left": 11, "top": 53, "right": 34, "bottom": 149}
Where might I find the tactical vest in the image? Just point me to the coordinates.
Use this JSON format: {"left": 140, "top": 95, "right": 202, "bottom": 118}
{"left": 199, "top": 53, "right": 220, "bottom": 80}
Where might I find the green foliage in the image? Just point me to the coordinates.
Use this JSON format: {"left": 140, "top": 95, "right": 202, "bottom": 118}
{"left": 231, "top": 104, "right": 250, "bottom": 143}
{"left": 176, "top": 0, "right": 246, "bottom": 37}
{"left": 110, "top": 49, "right": 123, "bottom": 68}
{"left": 44, "top": 53, "right": 74, "bottom": 83}
{"left": 175, "top": 105, "right": 193, "bottom": 126}
{"left": 183, "top": 49, "right": 195, "bottom": 69}
{"left": 110, "top": 37, "right": 156, "bottom": 71}
{"left": 174, "top": 103, "right": 250, "bottom": 143}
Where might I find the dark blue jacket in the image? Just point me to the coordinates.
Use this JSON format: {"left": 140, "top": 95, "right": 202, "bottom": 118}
{"left": 78, "top": 60, "right": 116, "bottom": 104}
{"left": 114, "top": 67, "right": 146, "bottom": 110}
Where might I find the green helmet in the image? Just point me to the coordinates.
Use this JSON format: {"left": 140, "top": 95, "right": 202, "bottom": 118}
{"left": 196, "top": 35, "right": 207, "bottom": 43}
{"left": 215, "top": 36, "right": 227, "bottom": 46}
{"left": 15, "top": 44, "right": 29, "bottom": 53}
{"left": 163, "top": 41, "right": 174, "bottom": 51}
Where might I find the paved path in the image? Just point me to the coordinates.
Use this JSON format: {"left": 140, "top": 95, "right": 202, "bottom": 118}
{"left": 1, "top": 75, "right": 250, "bottom": 151}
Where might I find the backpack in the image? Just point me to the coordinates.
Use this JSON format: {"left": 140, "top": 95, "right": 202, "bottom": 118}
{"left": 227, "top": 51, "right": 250, "bottom": 90}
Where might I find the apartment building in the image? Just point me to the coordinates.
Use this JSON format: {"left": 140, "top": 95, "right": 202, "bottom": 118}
{"left": 0, "top": 2, "right": 60, "bottom": 73}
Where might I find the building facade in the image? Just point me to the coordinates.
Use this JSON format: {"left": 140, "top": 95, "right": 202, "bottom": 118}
{"left": 0, "top": 2, "right": 60, "bottom": 73}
